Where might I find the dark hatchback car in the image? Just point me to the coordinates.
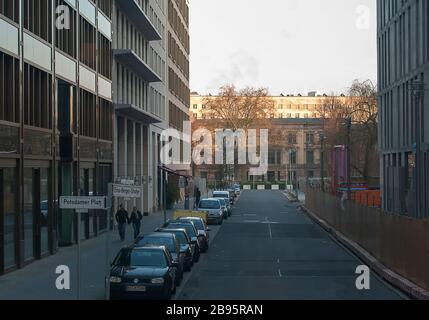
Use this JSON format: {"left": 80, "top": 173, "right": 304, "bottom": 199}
{"left": 162, "top": 221, "right": 201, "bottom": 262}
{"left": 135, "top": 233, "right": 185, "bottom": 286}
{"left": 156, "top": 228, "right": 194, "bottom": 271}
{"left": 177, "top": 217, "right": 210, "bottom": 253}
{"left": 109, "top": 246, "right": 178, "bottom": 300}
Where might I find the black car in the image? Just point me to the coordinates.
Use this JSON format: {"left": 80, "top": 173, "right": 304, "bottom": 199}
{"left": 177, "top": 217, "right": 210, "bottom": 253}
{"left": 109, "top": 246, "right": 178, "bottom": 300}
{"left": 156, "top": 228, "right": 194, "bottom": 271}
{"left": 135, "top": 233, "right": 185, "bottom": 286}
{"left": 162, "top": 221, "right": 201, "bottom": 262}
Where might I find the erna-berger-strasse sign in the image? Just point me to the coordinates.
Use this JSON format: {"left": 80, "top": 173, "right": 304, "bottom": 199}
{"left": 112, "top": 184, "right": 142, "bottom": 198}
{"left": 59, "top": 196, "right": 109, "bottom": 210}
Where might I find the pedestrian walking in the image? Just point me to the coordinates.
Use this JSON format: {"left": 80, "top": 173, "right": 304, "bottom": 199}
{"left": 115, "top": 204, "right": 129, "bottom": 242}
{"left": 195, "top": 187, "right": 201, "bottom": 209}
{"left": 129, "top": 207, "right": 143, "bottom": 239}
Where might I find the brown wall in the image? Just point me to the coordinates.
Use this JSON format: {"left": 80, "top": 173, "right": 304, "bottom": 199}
{"left": 306, "top": 189, "right": 429, "bottom": 291}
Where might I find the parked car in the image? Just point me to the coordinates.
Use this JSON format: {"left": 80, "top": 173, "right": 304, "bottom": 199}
{"left": 109, "top": 246, "right": 178, "bottom": 300}
{"left": 212, "top": 191, "right": 232, "bottom": 216}
{"left": 162, "top": 221, "right": 201, "bottom": 262}
{"left": 197, "top": 198, "right": 224, "bottom": 225}
{"left": 233, "top": 183, "right": 241, "bottom": 195}
{"left": 135, "top": 233, "right": 185, "bottom": 286}
{"left": 156, "top": 228, "right": 194, "bottom": 271}
{"left": 217, "top": 198, "right": 229, "bottom": 220}
{"left": 177, "top": 217, "right": 210, "bottom": 252}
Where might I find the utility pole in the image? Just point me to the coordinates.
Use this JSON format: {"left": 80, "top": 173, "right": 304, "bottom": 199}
{"left": 346, "top": 117, "right": 352, "bottom": 200}
{"left": 320, "top": 133, "right": 325, "bottom": 192}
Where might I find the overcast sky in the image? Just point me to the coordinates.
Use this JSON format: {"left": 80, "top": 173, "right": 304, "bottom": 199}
{"left": 189, "top": 0, "right": 377, "bottom": 96}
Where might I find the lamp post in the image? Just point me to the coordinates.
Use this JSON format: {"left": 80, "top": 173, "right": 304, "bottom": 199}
{"left": 319, "top": 133, "right": 325, "bottom": 192}
{"left": 346, "top": 117, "right": 352, "bottom": 200}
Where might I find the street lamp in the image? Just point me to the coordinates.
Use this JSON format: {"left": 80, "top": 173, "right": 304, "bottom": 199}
{"left": 344, "top": 117, "right": 352, "bottom": 200}
{"left": 319, "top": 132, "right": 325, "bottom": 192}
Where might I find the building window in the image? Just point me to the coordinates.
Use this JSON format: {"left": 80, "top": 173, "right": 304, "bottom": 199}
{"left": 288, "top": 133, "right": 297, "bottom": 144}
{"left": 1, "top": 167, "right": 17, "bottom": 269}
{"left": 80, "top": 89, "right": 96, "bottom": 138}
{"left": 306, "top": 150, "right": 314, "bottom": 165}
{"left": 0, "top": 0, "right": 20, "bottom": 22}
{"left": 23, "top": 0, "right": 52, "bottom": 42}
{"left": 98, "top": 34, "right": 112, "bottom": 79}
{"left": 193, "top": 104, "right": 198, "bottom": 109}
{"left": 306, "top": 133, "right": 314, "bottom": 144}
{"left": 0, "top": 52, "right": 19, "bottom": 123}
{"left": 99, "top": 98, "right": 113, "bottom": 141}
{"left": 295, "top": 113, "right": 300, "bottom": 118}
{"left": 79, "top": 16, "right": 96, "bottom": 70}
{"left": 24, "top": 63, "right": 52, "bottom": 129}
{"left": 290, "top": 150, "right": 297, "bottom": 165}
{"left": 55, "top": 0, "right": 76, "bottom": 58}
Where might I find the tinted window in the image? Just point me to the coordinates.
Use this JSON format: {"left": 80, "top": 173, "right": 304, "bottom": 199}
{"left": 137, "top": 237, "right": 176, "bottom": 253}
{"left": 199, "top": 200, "right": 221, "bottom": 209}
{"left": 167, "top": 230, "right": 189, "bottom": 244}
{"left": 190, "top": 220, "right": 204, "bottom": 230}
{"left": 213, "top": 193, "right": 229, "bottom": 199}
{"left": 168, "top": 223, "right": 196, "bottom": 238}
{"left": 114, "top": 249, "right": 167, "bottom": 267}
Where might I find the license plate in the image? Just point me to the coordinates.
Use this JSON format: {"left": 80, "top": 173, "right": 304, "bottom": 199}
{"left": 126, "top": 286, "right": 146, "bottom": 292}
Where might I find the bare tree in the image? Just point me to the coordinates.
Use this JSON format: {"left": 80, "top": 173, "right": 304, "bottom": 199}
{"left": 195, "top": 85, "right": 276, "bottom": 182}
{"left": 316, "top": 80, "right": 379, "bottom": 184}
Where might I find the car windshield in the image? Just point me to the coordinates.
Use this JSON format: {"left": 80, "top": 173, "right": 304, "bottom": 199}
{"left": 181, "top": 219, "right": 204, "bottom": 231}
{"left": 165, "top": 230, "right": 189, "bottom": 245}
{"left": 213, "top": 193, "right": 228, "bottom": 199}
{"left": 114, "top": 249, "right": 167, "bottom": 268}
{"left": 217, "top": 199, "right": 226, "bottom": 206}
{"left": 137, "top": 237, "right": 176, "bottom": 253}
{"left": 168, "top": 223, "right": 196, "bottom": 238}
{"left": 199, "top": 200, "right": 220, "bottom": 209}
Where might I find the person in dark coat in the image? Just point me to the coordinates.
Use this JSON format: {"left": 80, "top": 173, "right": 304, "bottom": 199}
{"left": 195, "top": 188, "right": 201, "bottom": 209}
{"left": 115, "top": 204, "right": 129, "bottom": 241}
{"left": 129, "top": 207, "right": 143, "bottom": 239}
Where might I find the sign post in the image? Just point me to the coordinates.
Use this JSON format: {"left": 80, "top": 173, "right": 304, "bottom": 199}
{"left": 59, "top": 196, "right": 109, "bottom": 300}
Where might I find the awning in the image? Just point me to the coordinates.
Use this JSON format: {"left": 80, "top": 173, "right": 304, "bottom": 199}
{"left": 113, "top": 49, "right": 162, "bottom": 83}
{"left": 115, "top": 104, "right": 162, "bottom": 124}
{"left": 116, "top": 0, "right": 162, "bottom": 41}
{"left": 159, "top": 165, "right": 192, "bottom": 179}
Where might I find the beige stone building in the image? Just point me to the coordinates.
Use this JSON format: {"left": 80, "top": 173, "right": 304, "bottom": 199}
{"left": 189, "top": 93, "right": 347, "bottom": 185}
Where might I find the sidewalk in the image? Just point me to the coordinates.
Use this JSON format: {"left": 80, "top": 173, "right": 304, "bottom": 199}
{"left": 0, "top": 208, "right": 176, "bottom": 300}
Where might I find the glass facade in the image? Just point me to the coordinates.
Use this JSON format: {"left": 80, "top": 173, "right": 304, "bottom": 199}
{"left": 23, "top": 168, "right": 34, "bottom": 261}
{"left": 2, "top": 168, "right": 16, "bottom": 269}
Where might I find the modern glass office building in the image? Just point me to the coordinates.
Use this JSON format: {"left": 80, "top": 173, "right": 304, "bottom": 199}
{"left": 0, "top": 0, "right": 114, "bottom": 275}
{"left": 377, "top": 0, "right": 429, "bottom": 218}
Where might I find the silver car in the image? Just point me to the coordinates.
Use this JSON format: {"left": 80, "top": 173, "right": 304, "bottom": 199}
{"left": 197, "top": 198, "right": 223, "bottom": 225}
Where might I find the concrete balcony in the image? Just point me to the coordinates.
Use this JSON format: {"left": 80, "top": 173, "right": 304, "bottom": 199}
{"left": 115, "top": 104, "right": 162, "bottom": 124}
{"left": 113, "top": 49, "right": 162, "bottom": 83}
{"left": 116, "top": 0, "right": 162, "bottom": 41}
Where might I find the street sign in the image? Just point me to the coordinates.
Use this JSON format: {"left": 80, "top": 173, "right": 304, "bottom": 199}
{"left": 112, "top": 184, "right": 142, "bottom": 198}
{"left": 59, "top": 196, "right": 108, "bottom": 210}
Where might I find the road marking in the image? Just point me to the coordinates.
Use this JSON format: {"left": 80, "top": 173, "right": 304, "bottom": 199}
{"left": 278, "top": 269, "right": 283, "bottom": 277}
{"left": 244, "top": 220, "right": 261, "bottom": 223}
{"left": 266, "top": 217, "right": 273, "bottom": 239}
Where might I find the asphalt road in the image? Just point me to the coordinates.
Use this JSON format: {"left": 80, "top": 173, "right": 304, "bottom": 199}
{"left": 176, "top": 190, "right": 406, "bottom": 300}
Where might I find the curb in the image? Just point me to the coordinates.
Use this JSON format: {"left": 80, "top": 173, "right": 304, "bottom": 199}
{"left": 300, "top": 205, "right": 429, "bottom": 300}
